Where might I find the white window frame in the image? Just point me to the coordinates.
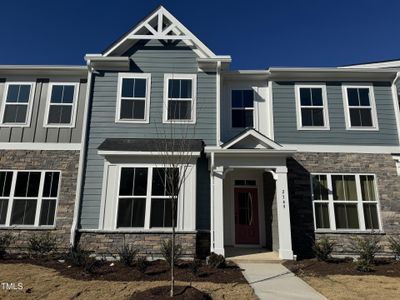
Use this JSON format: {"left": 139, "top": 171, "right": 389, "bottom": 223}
{"left": 116, "top": 73, "right": 151, "bottom": 124}
{"left": 230, "top": 88, "right": 256, "bottom": 129}
{"left": 310, "top": 173, "right": 383, "bottom": 233}
{"left": 0, "top": 82, "right": 36, "bottom": 127}
{"left": 0, "top": 170, "right": 61, "bottom": 229}
{"left": 163, "top": 73, "right": 197, "bottom": 124}
{"left": 43, "top": 82, "right": 79, "bottom": 128}
{"left": 342, "top": 84, "right": 379, "bottom": 131}
{"left": 295, "top": 84, "right": 330, "bottom": 130}
{"left": 110, "top": 164, "right": 188, "bottom": 232}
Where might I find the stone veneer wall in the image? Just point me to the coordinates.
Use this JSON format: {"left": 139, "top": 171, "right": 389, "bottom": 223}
{"left": 287, "top": 152, "right": 400, "bottom": 258}
{"left": 0, "top": 150, "right": 79, "bottom": 253}
{"left": 78, "top": 232, "right": 197, "bottom": 258}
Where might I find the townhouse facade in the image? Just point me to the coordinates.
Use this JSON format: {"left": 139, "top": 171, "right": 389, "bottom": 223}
{"left": 1, "top": 6, "right": 399, "bottom": 259}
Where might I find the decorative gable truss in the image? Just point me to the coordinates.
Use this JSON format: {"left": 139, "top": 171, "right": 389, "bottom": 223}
{"left": 103, "top": 6, "right": 217, "bottom": 58}
{"left": 222, "top": 129, "right": 285, "bottom": 150}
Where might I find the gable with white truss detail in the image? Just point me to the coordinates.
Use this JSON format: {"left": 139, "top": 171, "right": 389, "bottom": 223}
{"left": 222, "top": 129, "right": 285, "bottom": 150}
{"left": 103, "top": 6, "right": 216, "bottom": 58}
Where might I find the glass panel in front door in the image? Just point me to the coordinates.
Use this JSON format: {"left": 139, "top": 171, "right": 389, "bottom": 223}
{"left": 238, "top": 192, "right": 253, "bottom": 225}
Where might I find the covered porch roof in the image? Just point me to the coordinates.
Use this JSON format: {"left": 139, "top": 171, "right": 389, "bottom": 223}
{"left": 205, "top": 129, "right": 297, "bottom": 156}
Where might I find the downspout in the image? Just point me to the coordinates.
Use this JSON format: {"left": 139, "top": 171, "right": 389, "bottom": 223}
{"left": 391, "top": 72, "right": 400, "bottom": 145}
{"left": 210, "top": 60, "right": 221, "bottom": 252}
{"left": 70, "top": 61, "right": 93, "bottom": 246}
{"left": 216, "top": 61, "right": 221, "bottom": 145}
{"left": 210, "top": 151, "right": 215, "bottom": 252}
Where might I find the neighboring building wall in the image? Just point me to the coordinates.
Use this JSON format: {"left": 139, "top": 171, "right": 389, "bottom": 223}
{"left": 0, "top": 78, "right": 86, "bottom": 143}
{"left": 0, "top": 150, "right": 79, "bottom": 252}
{"left": 273, "top": 81, "right": 398, "bottom": 145}
{"left": 80, "top": 40, "right": 216, "bottom": 229}
{"left": 287, "top": 152, "right": 400, "bottom": 258}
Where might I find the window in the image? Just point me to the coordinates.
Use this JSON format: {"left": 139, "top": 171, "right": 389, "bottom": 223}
{"left": 116, "top": 73, "right": 151, "bottom": 123}
{"left": 295, "top": 85, "right": 329, "bottom": 130}
{"left": 0, "top": 82, "right": 35, "bottom": 126}
{"left": 150, "top": 168, "right": 178, "bottom": 228}
{"left": 311, "top": 173, "right": 380, "bottom": 231}
{"left": 343, "top": 85, "right": 378, "bottom": 130}
{"left": 164, "top": 74, "right": 196, "bottom": 123}
{"left": 0, "top": 170, "right": 60, "bottom": 227}
{"left": 234, "top": 179, "right": 256, "bottom": 186}
{"left": 231, "top": 90, "right": 254, "bottom": 128}
{"left": 45, "top": 83, "right": 78, "bottom": 127}
{"left": 116, "top": 167, "right": 179, "bottom": 229}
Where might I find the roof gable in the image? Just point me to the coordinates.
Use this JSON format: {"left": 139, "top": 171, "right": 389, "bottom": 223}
{"left": 103, "top": 6, "right": 216, "bottom": 58}
{"left": 222, "top": 129, "right": 283, "bottom": 150}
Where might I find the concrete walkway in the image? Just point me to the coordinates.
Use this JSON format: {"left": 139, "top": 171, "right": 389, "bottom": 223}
{"left": 238, "top": 263, "right": 326, "bottom": 300}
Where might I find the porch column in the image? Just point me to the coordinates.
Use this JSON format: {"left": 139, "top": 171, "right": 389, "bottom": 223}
{"left": 211, "top": 166, "right": 225, "bottom": 256}
{"left": 275, "top": 166, "right": 294, "bottom": 259}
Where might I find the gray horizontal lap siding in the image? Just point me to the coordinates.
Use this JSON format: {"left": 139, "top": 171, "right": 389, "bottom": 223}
{"left": 272, "top": 81, "right": 398, "bottom": 145}
{"left": 0, "top": 78, "right": 86, "bottom": 143}
{"left": 80, "top": 40, "right": 216, "bottom": 229}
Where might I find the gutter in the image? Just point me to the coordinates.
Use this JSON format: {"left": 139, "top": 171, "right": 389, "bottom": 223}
{"left": 70, "top": 61, "right": 93, "bottom": 247}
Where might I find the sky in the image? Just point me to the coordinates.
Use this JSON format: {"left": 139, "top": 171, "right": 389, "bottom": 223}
{"left": 0, "top": 0, "right": 399, "bottom": 69}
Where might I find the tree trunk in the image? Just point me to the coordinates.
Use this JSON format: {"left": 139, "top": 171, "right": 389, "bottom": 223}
{"left": 170, "top": 197, "right": 175, "bottom": 297}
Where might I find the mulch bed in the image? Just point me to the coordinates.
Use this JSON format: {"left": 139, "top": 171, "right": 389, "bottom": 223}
{"left": 284, "top": 258, "right": 400, "bottom": 277}
{"left": 0, "top": 256, "right": 246, "bottom": 284}
{"left": 130, "top": 285, "right": 212, "bottom": 300}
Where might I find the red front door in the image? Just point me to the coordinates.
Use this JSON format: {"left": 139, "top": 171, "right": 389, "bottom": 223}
{"left": 234, "top": 187, "right": 259, "bottom": 244}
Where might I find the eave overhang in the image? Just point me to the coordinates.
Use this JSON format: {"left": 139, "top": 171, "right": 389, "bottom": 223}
{"left": 85, "top": 55, "right": 130, "bottom": 71}
{"left": 0, "top": 65, "right": 87, "bottom": 77}
{"left": 268, "top": 67, "right": 398, "bottom": 81}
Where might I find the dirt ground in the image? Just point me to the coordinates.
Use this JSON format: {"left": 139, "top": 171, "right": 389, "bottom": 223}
{"left": 303, "top": 275, "right": 400, "bottom": 300}
{"left": 284, "top": 258, "right": 400, "bottom": 300}
{"left": 0, "top": 263, "right": 256, "bottom": 300}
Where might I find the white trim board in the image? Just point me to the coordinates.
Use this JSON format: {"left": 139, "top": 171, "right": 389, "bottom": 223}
{"left": 282, "top": 144, "right": 399, "bottom": 154}
{"left": 0, "top": 143, "right": 81, "bottom": 151}
{"left": 98, "top": 150, "right": 201, "bottom": 156}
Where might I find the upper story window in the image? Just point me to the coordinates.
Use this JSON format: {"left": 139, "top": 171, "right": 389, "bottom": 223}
{"left": 44, "top": 83, "right": 79, "bottom": 127}
{"left": 342, "top": 85, "right": 378, "bottom": 130}
{"left": 116, "top": 73, "right": 151, "bottom": 123}
{"left": 0, "top": 170, "right": 60, "bottom": 227}
{"left": 231, "top": 90, "right": 254, "bottom": 128}
{"left": 163, "top": 74, "right": 196, "bottom": 123}
{"left": 311, "top": 173, "right": 380, "bottom": 231}
{"left": 295, "top": 84, "right": 329, "bottom": 130}
{"left": 0, "top": 82, "right": 35, "bottom": 126}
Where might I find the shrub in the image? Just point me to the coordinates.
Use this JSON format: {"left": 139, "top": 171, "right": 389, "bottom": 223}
{"left": 312, "top": 238, "right": 335, "bottom": 261}
{"left": 28, "top": 233, "right": 57, "bottom": 256}
{"left": 65, "top": 245, "right": 90, "bottom": 267}
{"left": 190, "top": 259, "right": 202, "bottom": 276}
{"left": 355, "top": 258, "right": 373, "bottom": 272}
{"left": 160, "top": 239, "right": 182, "bottom": 266}
{"left": 118, "top": 244, "right": 138, "bottom": 267}
{"left": 207, "top": 252, "right": 225, "bottom": 268}
{"left": 0, "top": 233, "right": 14, "bottom": 259}
{"left": 351, "top": 235, "right": 381, "bottom": 272}
{"left": 136, "top": 256, "right": 148, "bottom": 273}
{"left": 388, "top": 235, "right": 400, "bottom": 260}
